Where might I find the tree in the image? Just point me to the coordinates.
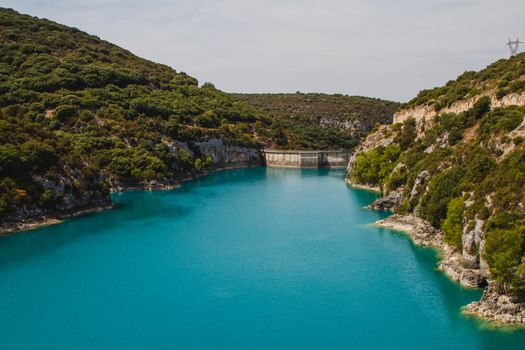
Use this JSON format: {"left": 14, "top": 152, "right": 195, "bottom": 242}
{"left": 54, "top": 104, "right": 78, "bottom": 122}
{"left": 20, "top": 140, "right": 56, "bottom": 173}
{"left": 472, "top": 96, "right": 491, "bottom": 119}
{"left": 420, "top": 167, "right": 463, "bottom": 227}
{"left": 442, "top": 197, "right": 464, "bottom": 249}
{"left": 396, "top": 118, "right": 417, "bottom": 150}
{"left": 484, "top": 216, "right": 525, "bottom": 294}
{"left": 351, "top": 149, "right": 382, "bottom": 185}
{"left": 0, "top": 144, "right": 22, "bottom": 176}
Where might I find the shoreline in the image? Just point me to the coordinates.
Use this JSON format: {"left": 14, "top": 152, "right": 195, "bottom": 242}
{"left": 375, "top": 214, "right": 525, "bottom": 325}
{"left": 5, "top": 169, "right": 524, "bottom": 324}
{"left": 0, "top": 202, "right": 114, "bottom": 236}
{"left": 375, "top": 214, "right": 484, "bottom": 288}
{"left": 345, "top": 178, "right": 381, "bottom": 193}
{"left": 0, "top": 163, "right": 261, "bottom": 236}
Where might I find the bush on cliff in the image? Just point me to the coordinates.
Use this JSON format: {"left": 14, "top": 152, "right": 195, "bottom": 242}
{"left": 442, "top": 197, "right": 464, "bottom": 250}
{"left": 484, "top": 212, "right": 525, "bottom": 296}
{"left": 350, "top": 144, "right": 401, "bottom": 188}
{"left": 351, "top": 88, "right": 525, "bottom": 294}
{"left": 419, "top": 167, "right": 464, "bottom": 228}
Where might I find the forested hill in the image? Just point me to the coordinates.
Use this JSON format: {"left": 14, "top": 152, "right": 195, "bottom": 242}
{"left": 347, "top": 53, "right": 525, "bottom": 322}
{"left": 0, "top": 7, "right": 273, "bottom": 228}
{"left": 233, "top": 93, "right": 400, "bottom": 150}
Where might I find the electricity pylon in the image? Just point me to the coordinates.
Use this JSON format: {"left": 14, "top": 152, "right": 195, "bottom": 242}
{"left": 507, "top": 38, "right": 523, "bottom": 57}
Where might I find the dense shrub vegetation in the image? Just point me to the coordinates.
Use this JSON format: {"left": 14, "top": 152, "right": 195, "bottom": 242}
{"left": 233, "top": 93, "right": 399, "bottom": 150}
{"left": 350, "top": 144, "right": 401, "bottom": 191}
{"left": 351, "top": 86, "right": 525, "bottom": 294}
{"left": 404, "top": 53, "right": 525, "bottom": 111}
{"left": 0, "top": 8, "right": 398, "bottom": 225}
{"left": 442, "top": 197, "right": 464, "bottom": 249}
{"left": 0, "top": 8, "right": 275, "bottom": 221}
{"left": 484, "top": 212, "right": 525, "bottom": 295}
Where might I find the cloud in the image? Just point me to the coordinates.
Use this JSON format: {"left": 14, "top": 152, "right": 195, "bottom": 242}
{"left": 2, "top": 0, "right": 524, "bottom": 101}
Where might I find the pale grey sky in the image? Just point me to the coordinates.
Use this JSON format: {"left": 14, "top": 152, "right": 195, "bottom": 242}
{"left": 2, "top": 0, "right": 524, "bottom": 101}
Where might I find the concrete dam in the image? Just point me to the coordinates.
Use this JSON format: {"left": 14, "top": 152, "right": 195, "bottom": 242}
{"left": 262, "top": 150, "right": 350, "bottom": 168}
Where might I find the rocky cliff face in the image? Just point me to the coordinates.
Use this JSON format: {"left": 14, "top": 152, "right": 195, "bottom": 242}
{"left": 346, "top": 125, "right": 395, "bottom": 171}
{"left": 193, "top": 138, "right": 262, "bottom": 169}
{"left": 347, "top": 98, "right": 525, "bottom": 324}
{"left": 1, "top": 170, "right": 112, "bottom": 234}
{"left": 394, "top": 92, "right": 525, "bottom": 128}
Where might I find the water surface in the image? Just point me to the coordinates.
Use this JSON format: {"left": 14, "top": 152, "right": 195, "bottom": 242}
{"left": 1, "top": 168, "right": 524, "bottom": 349}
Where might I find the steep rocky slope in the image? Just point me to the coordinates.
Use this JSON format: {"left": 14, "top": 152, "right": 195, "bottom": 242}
{"left": 348, "top": 53, "right": 525, "bottom": 323}
{"left": 232, "top": 93, "right": 399, "bottom": 150}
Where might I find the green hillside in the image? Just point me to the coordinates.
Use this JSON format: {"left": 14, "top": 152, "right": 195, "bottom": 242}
{"left": 0, "top": 7, "right": 271, "bottom": 225}
{"left": 233, "top": 93, "right": 399, "bottom": 150}
{"left": 0, "top": 8, "right": 402, "bottom": 227}
{"left": 405, "top": 52, "right": 525, "bottom": 110}
{"left": 348, "top": 54, "right": 525, "bottom": 297}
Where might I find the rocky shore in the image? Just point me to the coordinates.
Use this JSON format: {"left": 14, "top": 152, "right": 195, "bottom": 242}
{"left": 465, "top": 285, "right": 525, "bottom": 324}
{"left": 375, "top": 214, "right": 485, "bottom": 288}
{"left": 109, "top": 179, "right": 181, "bottom": 192}
{"left": 0, "top": 161, "right": 262, "bottom": 236}
{"left": 366, "top": 188, "right": 403, "bottom": 211}
{"left": 375, "top": 214, "right": 525, "bottom": 324}
{"left": 0, "top": 201, "right": 113, "bottom": 236}
{"left": 345, "top": 177, "right": 380, "bottom": 193}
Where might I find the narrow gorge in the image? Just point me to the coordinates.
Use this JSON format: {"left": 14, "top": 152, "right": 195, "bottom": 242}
{"left": 2, "top": 5, "right": 525, "bottom": 349}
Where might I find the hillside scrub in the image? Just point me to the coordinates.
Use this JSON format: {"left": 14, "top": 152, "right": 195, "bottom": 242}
{"left": 404, "top": 53, "right": 525, "bottom": 110}
{"left": 233, "top": 93, "right": 400, "bottom": 150}
{"left": 0, "top": 8, "right": 272, "bottom": 222}
{"left": 350, "top": 93, "right": 525, "bottom": 294}
{"left": 0, "top": 8, "right": 398, "bottom": 226}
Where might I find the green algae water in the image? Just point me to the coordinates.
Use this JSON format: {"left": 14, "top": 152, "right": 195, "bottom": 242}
{"left": 1, "top": 168, "right": 525, "bottom": 349}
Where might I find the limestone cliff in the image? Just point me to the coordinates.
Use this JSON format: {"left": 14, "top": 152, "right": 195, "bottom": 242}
{"left": 347, "top": 55, "right": 525, "bottom": 324}
{"left": 394, "top": 92, "right": 525, "bottom": 125}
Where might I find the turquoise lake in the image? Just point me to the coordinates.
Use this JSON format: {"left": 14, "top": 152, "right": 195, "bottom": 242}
{"left": 1, "top": 168, "right": 525, "bottom": 349}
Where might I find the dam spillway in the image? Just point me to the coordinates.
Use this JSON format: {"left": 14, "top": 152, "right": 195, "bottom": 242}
{"left": 262, "top": 149, "right": 350, "bottom": 168}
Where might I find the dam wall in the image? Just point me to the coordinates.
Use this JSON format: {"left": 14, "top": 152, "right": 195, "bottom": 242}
{"left": 262, "top": 150, "right": 350, "bottom": 168}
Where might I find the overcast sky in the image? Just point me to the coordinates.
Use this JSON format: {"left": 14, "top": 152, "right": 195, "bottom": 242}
{"left": 2, "top": 0, "right": 524, "bottom": 101}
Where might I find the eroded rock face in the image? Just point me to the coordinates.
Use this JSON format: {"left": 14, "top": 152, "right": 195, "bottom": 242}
{"left": 171, "top": 138, "right": 261, "bottom": 170}
{"left": 2, "top": 172, "right": 112, "bottom": 234}
{"left": 410, "top": 170, "right": 431, "bottom": 216}
{"left": 30, "top": 173, "right": 109, "bottom": 212}
{"left": 195, "top": 138, "right": 262, "bottom": 168}
{"left": 376, "top": 214, "right": 443, "bottom": 247}
{"left": 439, "top": 252, "right": 487, "bottom": 289}
{"left": 424, "top": 133, "right": 450, "bottom": 153}
{"left": 410, "top": 170, "right": 430, "bottom": 199}
{"left": 393, "top": 92, "right": 525, "bottom": 125}
{"left": 2, "top": 138, "right": 262, "bottom": 234}
{"left": 347, "top": 125, "right": 395, "bottom": 171}
{"left": 319, "top": 117, "right": 362, "bottom": 131}
{"left": 367, "top": 187, "right": 404, "bottom": 211}
{"left": 462, "top": 217, "right": 485, "bottom": 269}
